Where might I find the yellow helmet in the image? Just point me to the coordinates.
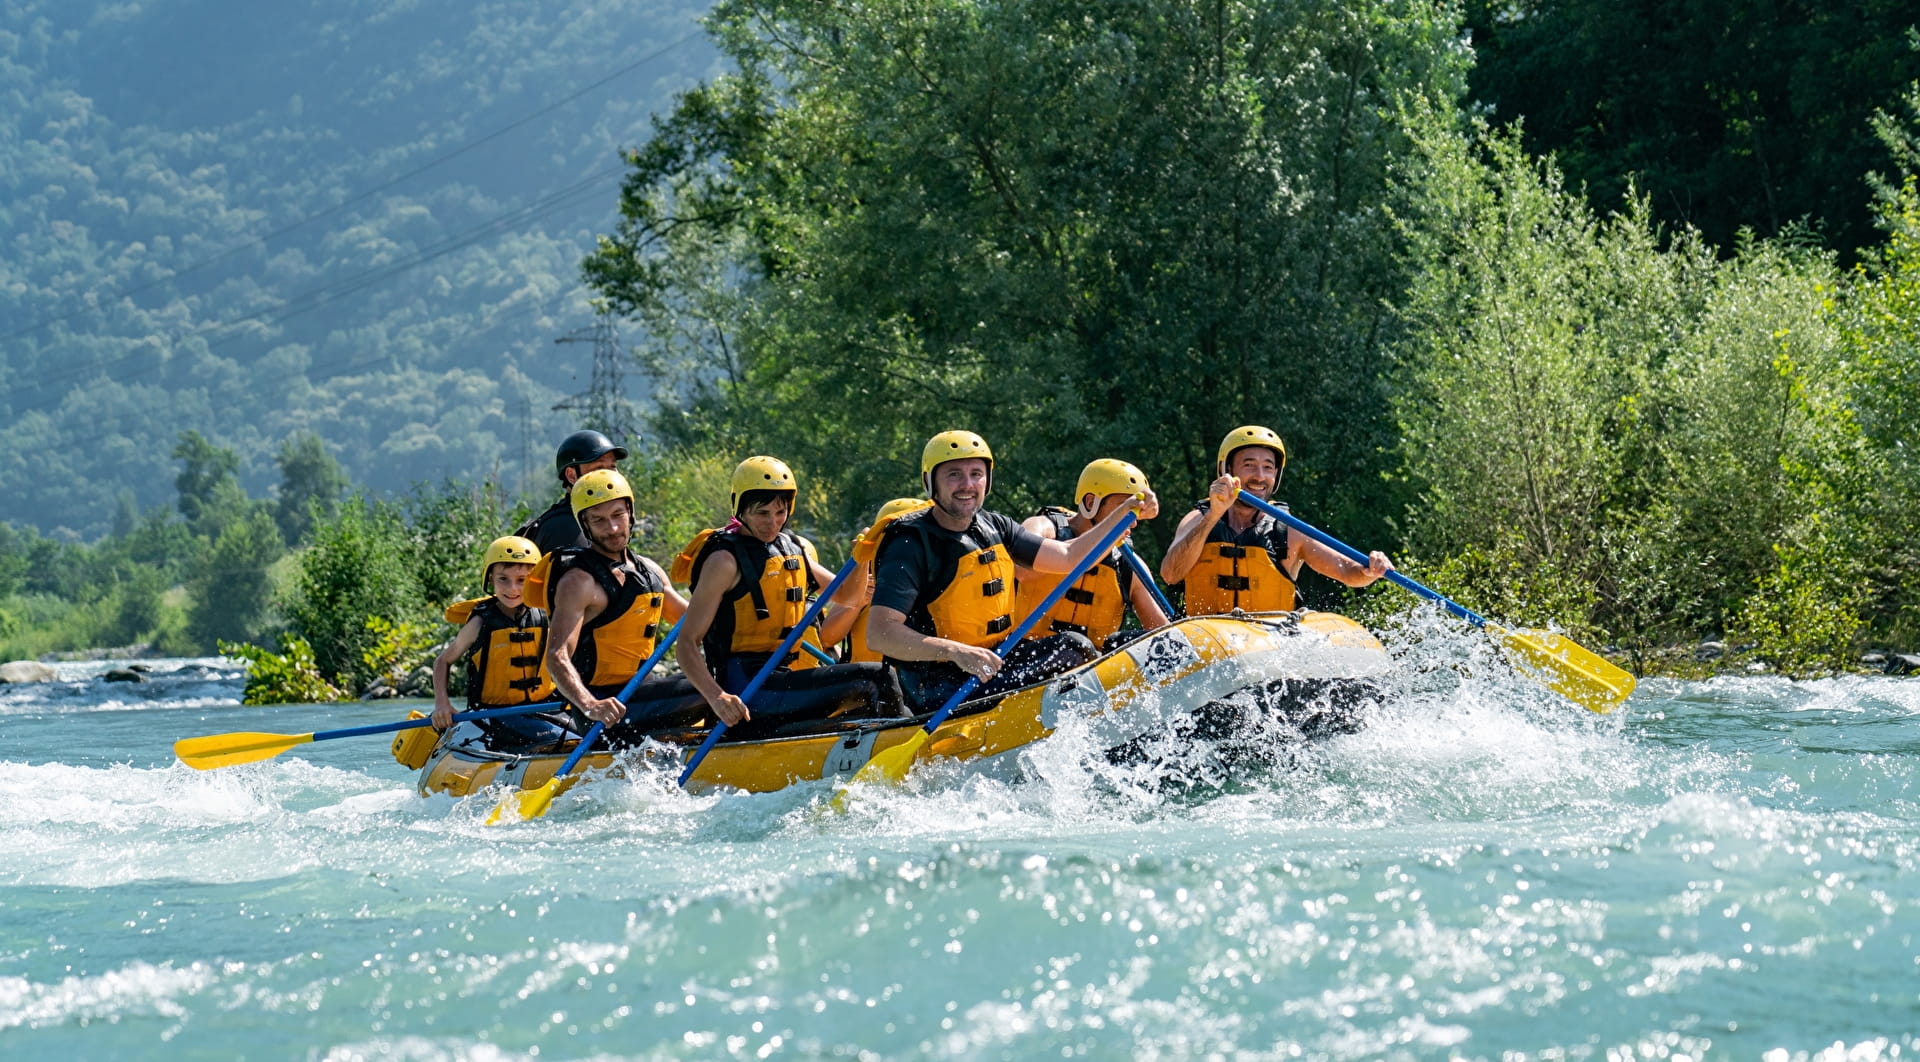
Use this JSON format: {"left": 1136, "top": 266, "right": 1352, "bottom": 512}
{"left": 729, "top": 455, "right": 796, "bottom": 513}
{"left": 479, "top": 535, "right": 539, "bottom": 588}
{"left": 921, "top": 430, "right": 993, "bottom": 494}
{"left": 570, "top": 467, "right": 634, "bottom": 519}
{"left": 1074, "top": 459, "right": 1148, "bottom": 518}
{"left": 853, "top": 498, "right": 934, "bottom": 565}
{"left": 876, "top": 496, "right": 928, "bottom": 522}
{"left": 1216, "top": 425, "right": 1287, "bottom": 475}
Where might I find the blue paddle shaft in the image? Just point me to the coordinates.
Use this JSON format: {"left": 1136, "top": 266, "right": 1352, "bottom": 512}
{"left": 913, "top": 511, "right": 1141, "bottom": 738}
{"left": 1118, "top": 542, "right": 1175, "bottom": 619}
{"left": 547, "top": 614, "right": 687, "bottom": 784}
{"left": 677, "top": 556, "right": 862, "bottom": 786}
{"left": 1234, "top": 489, "right": 1487, "bottom": 628}
{"left": 309, "top": 701, "right": 567, "bottom": 743}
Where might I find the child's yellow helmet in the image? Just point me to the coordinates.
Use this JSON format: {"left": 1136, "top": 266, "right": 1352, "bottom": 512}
{"left": 479, "top": 536, "right": 540, "bottom": 588}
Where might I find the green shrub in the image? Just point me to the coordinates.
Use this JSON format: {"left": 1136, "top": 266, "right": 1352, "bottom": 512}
{"left": 219, "top": 637, "right": 349, "bottom": 706}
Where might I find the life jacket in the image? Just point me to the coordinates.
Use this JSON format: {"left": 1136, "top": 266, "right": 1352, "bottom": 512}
{"left": 845, "top": 499, "right": 935, "bottom": 663}
{"left": 443, "top": 596, "right": 553, "bottom": 709}
{"left": 670, "top": 528, "right": 825, "bottom": 672}
{"left": 1180, "top": 500, "right": 1295, "bottom": 615}
{"left": 880, "top": 512, "right": 1018, "bottom": 650}
{"left": 545, "top": 547, "right": 666, "bottom": 695}
{"left": 1015, "top": 507, "right": 1132, "bottom": 645}
{"left": 846, "top": 607, "right": 881, "bottom": 663}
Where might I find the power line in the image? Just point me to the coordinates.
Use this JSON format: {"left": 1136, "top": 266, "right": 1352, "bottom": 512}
{"left": 1, "top": 28, "right": 705, "bottom": 346}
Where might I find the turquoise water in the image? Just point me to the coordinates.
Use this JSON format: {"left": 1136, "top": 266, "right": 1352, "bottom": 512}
{"left": 2, "top": 621, "right": 1917, "bottom": 1060}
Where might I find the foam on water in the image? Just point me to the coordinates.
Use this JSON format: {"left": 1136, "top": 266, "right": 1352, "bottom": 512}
{"left": 3, "top": 624, "right": 1918, "bottom": 1058}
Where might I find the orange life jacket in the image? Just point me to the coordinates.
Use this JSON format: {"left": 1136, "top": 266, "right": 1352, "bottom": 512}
{"left": 548, "top": 548, "right": 666, "bottom": 696}
{"left": 1180, "top": 502, "right": 1295, "bottom": 615}
{"left": 1016, "top": 507, "right": 1130, "bottom": 645}
{"left": 443, "top": 596, "right": 553, "bottom": 709}
{"left": 672, "top": 528, "right": 825, "bottom": 671}
{"left": 879, "top": 514, "right": 1017, "bottom": 650}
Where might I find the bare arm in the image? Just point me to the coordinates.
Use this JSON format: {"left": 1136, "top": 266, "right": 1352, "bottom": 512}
{"left": 1290, "top": 533, "right": 1394, "bottom": 588}
{"left": 544, "top": 568, "right": 627, "bottom": 725}
{"left": 430, "top": 618, "right": 483, "bottom": 727}
{"left": 1161, "top": 475, "right": 1238, "bottom": 584}
{"left": 811, "top": 554, "right": 868, "bottom": 647}
{"left": 1012, "top": 515, "right": 1057, "bottom": 587}
{"left": 640, "top": 556, "right": 688, "bottom": 621}
{"left": 865, "top": 605, "right": 1003, "bottom": 683}
{"left": 674, "top": 551, "right": 750, "bottom": 726}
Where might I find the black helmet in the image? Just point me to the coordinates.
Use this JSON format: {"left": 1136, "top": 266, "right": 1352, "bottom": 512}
{"left": 554, "top": 429, "right": 628, "bottom": 482}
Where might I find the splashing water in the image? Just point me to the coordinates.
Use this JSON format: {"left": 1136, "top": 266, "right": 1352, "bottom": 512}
{"left": 1, "top": 624, "right": 1915, "bottom": 1060}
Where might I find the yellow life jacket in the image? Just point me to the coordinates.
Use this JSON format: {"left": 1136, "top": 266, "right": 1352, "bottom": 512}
{"left": 1016, "top": 507, "right": 1130, "bottom": 645}
{"left": 672, "top": 528, "right": 825, "bottom": 671}
{"left": 549, "top": 548, "right": 666, "bottom": 696}
{"left": 1181, "top": 503, "right": 1295, "bottom": 615}
{"left": 878, "top": 513, "right": 1017, "bottom": 650}
{"left": 443, "top": 596, "right": 553, "bottom": 709}
{"left": 847, "top": 607, "right": 880, "bottom": 663}
{"left": 844, "top": 499, "right": 934, "bottom": 663}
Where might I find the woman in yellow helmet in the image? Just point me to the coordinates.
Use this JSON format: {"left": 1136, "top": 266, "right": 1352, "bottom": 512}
{"left": 1160, "top": 425, "right": 1392, "bottom": 615}
{"left": 671, "top": 456, "right": 869, "bottom": 725}
{"left": 1015, "top": 459, "right": 1171, "bottom": 650}
{"left": 866, "top": 430, "right": 1158, "bottom": 711}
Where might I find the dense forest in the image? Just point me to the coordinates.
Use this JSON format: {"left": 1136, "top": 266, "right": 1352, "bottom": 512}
{"left": 5, "top": 0, "right": 1919, "bottom": 682}
{"left": 1, "top": 0, "right": 714, "bottom": 538}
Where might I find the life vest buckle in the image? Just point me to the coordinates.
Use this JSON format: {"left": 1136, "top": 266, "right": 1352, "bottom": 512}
{"left": 1050, "top": 619, "right": 1089, "bottom": 636}
{"left": 978, "top": 549, "right": 998, "bottom": 564}
{"left": 981, "top": 578, "right": 1005, "bottom": 596}
{"left": 508, "top": 630, "right": 535, "bottom": 643}
{"left": 1218, "top": 545, "right": 1247, "bottom": 558}
{"left": 1217, "top": 575, "right": 1252, "bottom": 591}
{"left": 510, "top": 654, "right": 541, "bottom": 668}
{"left": 985, "top": 615, "right": 1012, "bottom": 635}
{"left": 784, "top": 586, "right": 806, "bottom": 603}
{"left": 1063, "top": 587, "right": 1096, "bottom": 606}
{"left": 782, "top": 557, "right": 802, "bottom": 571}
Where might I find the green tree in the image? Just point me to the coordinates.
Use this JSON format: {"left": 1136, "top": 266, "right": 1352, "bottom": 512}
{"left": 282, "top": 496, "right": 424, "bottom": 687}
{"left": 1463, "top": 0, "right": 1920, "bottom": 262}
{"left": 172, "top": 430, "right": 249, "bottom": 540}
{"left": 273, "top": 430, "right": 349, "bottom": 547}
{"left": 585, "top": 0, "right": 1471, "bottom": 571}
{"left": 184, "top": 507, "right": 285, "bottom": 650}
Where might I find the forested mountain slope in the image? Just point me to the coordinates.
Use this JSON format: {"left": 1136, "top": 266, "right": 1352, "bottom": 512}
{"left": 1, "top": 0, "right": 713, "bottom": 537}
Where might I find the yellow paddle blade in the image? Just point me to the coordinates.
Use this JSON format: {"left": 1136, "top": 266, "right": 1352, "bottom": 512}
{"left": 1490, "top": 627, "right": 1636, "bottom": 714}
{"left": 483, "top": 773, "right": 584, "bottom": 825}
{"left": 174, "top": 731, "right": 314, "bottom": 770}
{"left": 830, "top": 728, "right": 931, "bottom": 810}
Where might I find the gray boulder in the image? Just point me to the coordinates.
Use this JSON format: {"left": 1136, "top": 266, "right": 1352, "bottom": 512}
{"left": 0, "top": 660, "right": 58, "bottom": 684}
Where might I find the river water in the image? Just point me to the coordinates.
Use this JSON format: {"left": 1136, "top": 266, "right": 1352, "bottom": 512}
{"left": 2, "top": 616, "right": 1916, "bottom": 1060}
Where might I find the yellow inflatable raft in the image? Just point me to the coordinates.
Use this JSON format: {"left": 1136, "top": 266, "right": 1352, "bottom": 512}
{"left": 411, "top": 611, "right": 1391, "bottom": 798}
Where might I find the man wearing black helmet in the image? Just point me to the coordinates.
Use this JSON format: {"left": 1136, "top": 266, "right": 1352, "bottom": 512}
{"left": 516, "top": 429, "right": 629, "bottom": 555}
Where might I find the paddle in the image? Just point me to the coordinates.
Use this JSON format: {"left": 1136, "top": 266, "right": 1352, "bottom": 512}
{"left": 1118, "top": 542, "right": 1177, "bottom": 620}
{"left": 836, "top": 510, "right": 1141, "bottom": 798}
{"left": 174, "top": 701, "right": 573, "bottom": 770}
{"left": 676, "top": 557, "right": 861, "bottom": 787}
{"left": 1235, "top": 489, "right": 1635, "bottom": 713}
{"left": 484, "top": 615, "right": 685, "bottom": 824}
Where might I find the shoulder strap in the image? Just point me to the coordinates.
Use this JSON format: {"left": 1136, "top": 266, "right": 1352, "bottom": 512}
{"left": 521, "top": 553, "right": 557, "bottom": 610}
